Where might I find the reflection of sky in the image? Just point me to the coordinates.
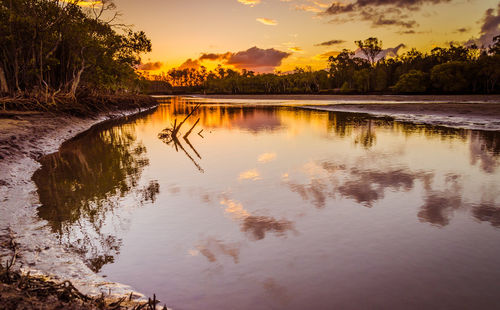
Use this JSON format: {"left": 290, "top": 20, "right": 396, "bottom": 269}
{"left": 46, "top": 97, "right": 500, "bottom": 310}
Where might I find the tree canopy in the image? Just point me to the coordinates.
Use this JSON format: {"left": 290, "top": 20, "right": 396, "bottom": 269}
{"left": 0, "top": 0, "right": 151, "bottom": 100}
{"left": 145, "top": 36, "right": 500, "bottom": 95}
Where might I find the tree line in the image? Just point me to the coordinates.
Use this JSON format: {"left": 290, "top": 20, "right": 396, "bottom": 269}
{"left": 147, "top": 36, "right": 500, "bottom": 95}
{"left": 0, "top": 0, "right": 151, "bottom": 101}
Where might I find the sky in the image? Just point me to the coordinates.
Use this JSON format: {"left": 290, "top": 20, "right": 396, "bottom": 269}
{"left": 101, "top": 0, "right": 500, "bottom": 73}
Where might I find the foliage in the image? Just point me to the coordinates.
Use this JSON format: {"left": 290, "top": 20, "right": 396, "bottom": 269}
{"left": 0, "top": 0, "right": 151, "bottom": 100}
{"left": 392, "top": 70, "right": 428, "bottom": 93}
{"left": 145, "top": 36, "right": 500, "bottom": 95}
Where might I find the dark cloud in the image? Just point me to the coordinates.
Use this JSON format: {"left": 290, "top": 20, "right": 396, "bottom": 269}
{"left": 138, "top": 61, "right": 163, "bottom": 71}
{"left": 178, "top": 58, "right": 200, "bottom": 70}
{"left": 226, "top": 47, "right": 291, "bottom": 72}
{"left": 199, "top": 52, "right": 231, "bottom": 61}
{"left": 315, "top": 39, "right": 346, "bottom": 46}
{"left": 179, "top": 47, "right": 291, "bottom": 73}
{"left": 455, "top": 27, "right": 470, "bottom": 33}
{"left": 476, "top": 3, "right": 500, "bottom": 47}
{"left": 322, "top": 0, "right": 452, "bottom": 29}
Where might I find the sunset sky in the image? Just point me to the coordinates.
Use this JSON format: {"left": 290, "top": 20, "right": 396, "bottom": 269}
{"left": 109, "top": 0, "right": 500, "bottom": 73}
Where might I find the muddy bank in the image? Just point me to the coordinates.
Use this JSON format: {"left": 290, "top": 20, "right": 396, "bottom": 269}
{"left": 0, "top": 97, "right": 159, "bottom": 304}
{"left": 302, "top": 102, "right": 500, "bottom": 131}
{"left": 195, "top": 94, "right": 500, "bottom": 103}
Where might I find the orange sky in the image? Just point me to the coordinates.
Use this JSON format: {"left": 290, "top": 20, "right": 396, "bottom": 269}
{"left": 89, "top": 0, "right": 500, "bottom": 73}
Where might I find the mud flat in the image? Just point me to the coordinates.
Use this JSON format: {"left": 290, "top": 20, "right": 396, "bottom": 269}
{"left": 192, "top": 95, "right": 500, "bottom": 131}
{"left": 302, "top": 102, "right": 500, "bottom": 131}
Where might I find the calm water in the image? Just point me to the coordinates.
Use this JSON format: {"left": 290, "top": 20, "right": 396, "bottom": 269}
{"left": 34, "top": 97, "right": 500, "bottom": 309}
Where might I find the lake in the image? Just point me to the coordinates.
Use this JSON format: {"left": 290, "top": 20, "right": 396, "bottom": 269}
{"left": 33, "top": 96, "right": 500, "bottom": 309}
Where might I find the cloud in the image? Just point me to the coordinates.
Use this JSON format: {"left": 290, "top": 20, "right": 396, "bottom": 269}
{"left": 226, "top": 46, "right": 291, "bottom": 72}
{"left": 322, "top": 0, "right": 453, "bottom": 29}
{"left": 62, "top": 0, "right": 102, "bottom": 7}
{"left": 179, "top": 47, "right": 291, "bottom": 73}
{"left": 473, "top": 3, "right": 500, "bottom": 47}
{"left": 295, "top": 4, "right": 323, "bottom": 13}
{"left": 178, "top": 58, "right": 200, "bottom": 70}
{"left": 314, "top": 51, "right": 341, "bottom": 60}
{"left": 199, "top": 52, "right": 231, "bottom": 61}
{"left": 455, "top": 27, "right": 470, "bottom": 33}
{"left": 257, "top": 17, "right": 278, "bottom": 25}
{"left": 137, "top": 61, "right": 163, "bottom": 71}
{"left": 288, "top": 47, "right": 303, "bottom": 52}
{"left": 238, "top": 0, "right": 261, "bottom": 6}
{"left": 315, "top": 39, "right": 346, "bottom": 47}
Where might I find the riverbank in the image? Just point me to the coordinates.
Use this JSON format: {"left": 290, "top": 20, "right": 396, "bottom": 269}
{"left": 195, "top": 94, "right": 500, "bottom": 103}
{"left": 192, "top": 94, "right": 500, "bottom": 131}
{"left": 0, "top": 95, "right": 162, "bottom": 308}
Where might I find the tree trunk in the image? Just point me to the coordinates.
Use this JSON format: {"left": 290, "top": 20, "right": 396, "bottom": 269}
{"left": 70, "top": 63, "right": 85, "bottom": 97}
{"left": 0, "top": 65, "right": 9, "bottom": 94}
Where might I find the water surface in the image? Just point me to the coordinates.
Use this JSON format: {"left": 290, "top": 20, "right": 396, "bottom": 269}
{"left": 34, "top": 97, "right": 500, "bottom": 309}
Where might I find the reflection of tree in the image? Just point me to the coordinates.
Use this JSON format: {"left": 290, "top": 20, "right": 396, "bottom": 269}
{"left": 196, "top": 237, "right": 241, "bottom": 264}
{"left": 354, "top": 120, "right": 377, "bottom": 149}
{"left": 470, "top": 131, "right": 500, "bottom": 173}
{"left": 33, "top": 121, "right": 150, "bottom": 272}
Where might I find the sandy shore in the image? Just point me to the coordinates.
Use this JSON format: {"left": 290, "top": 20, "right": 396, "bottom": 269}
{"left": 0, "top": 105, "right": 158, "bottom": 302}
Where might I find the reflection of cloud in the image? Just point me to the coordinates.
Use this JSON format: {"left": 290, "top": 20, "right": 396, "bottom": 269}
{"left": 472, "top": 204, "right": 500, "bottom": 228}
{"left": 231, "top": 109, "right": 282, "bottom": 132}
{"left": 219, "top": 198, "right": 295, "bottom": 241}
{"left": 221, "top": 198, "right": 251, "bottom": 219}
{"left": 288, "top": 179, "right": 328, "bottom": 208}
{"left": 239, "top": 169, "right": 261, "bottom": 181}
{"left": 242, "top": 216, "right": 294, "bottom": 240}
{"left": 196, "top": 237, "right": 241, "bottom": 264}
{"left": 417, "top": 175, "right": 462, "bottom": 227}
{"left": 287, "top": 162, "right": 425, "bottom": 208}
{"left": 263, "top": 278, "right": 291, "bottom": 306}
{"left": 258, "top": 152, "right": 277, "bottom": 163}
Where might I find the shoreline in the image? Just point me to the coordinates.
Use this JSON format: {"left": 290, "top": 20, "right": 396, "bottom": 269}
{"left": 193, "top": 94, "right": 500, "bottom": 103}
{"left": 0, "top": 98, "right": 159, "bottom": 306}
{"left": 188, "top": 94, "right": 500, "bottom": 131}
